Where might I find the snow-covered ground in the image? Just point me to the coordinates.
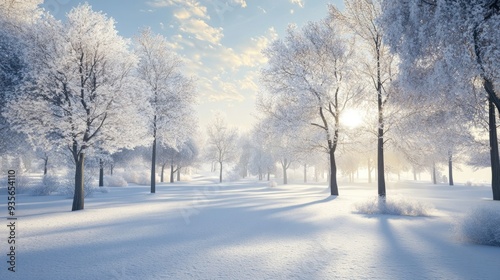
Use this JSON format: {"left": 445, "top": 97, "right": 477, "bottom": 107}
{"left": 1, "top": 175, "right": 500, "bottom": 279}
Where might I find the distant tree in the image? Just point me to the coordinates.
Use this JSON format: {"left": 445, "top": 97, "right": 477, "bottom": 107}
{"left": 206, "top": 113, "right": 238, "bottom": 183}
{"left": 248, "top": 121, "right": 276, "bottom": 181}
{"left": 157, "top": 138, "right": 199, "bottom": 183}
{"left": 135, "top": 28, "right": 196, "bottom": 193}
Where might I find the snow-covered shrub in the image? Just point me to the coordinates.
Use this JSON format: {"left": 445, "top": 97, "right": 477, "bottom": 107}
{"left": 354, "top": 196, "right": 434, "bottom": 217}
{"left": 121, "top": 170, "right": 152, "bottom": 185}
{"left": 31, "top": 175, "right": 60, "bottom": 196}
{"left": 465, "top": 180, "right": 487, "bottom": 187}
{"left": 104, "top": 175, "right": 128, "bottom": 187}
{"left": 454, "top": 207, "right": 500, "bottom": 247}
{"left": 60, "top": 169, "right": 98, "bottom": 198}
{"left": 268, "top": 180, "right": 278, "bottom": 188}
{"left": 227, "top": 169, "right": 241, "bottom": 182}
{"left": 14, "top": 171, "right": 32, "bottom": 194}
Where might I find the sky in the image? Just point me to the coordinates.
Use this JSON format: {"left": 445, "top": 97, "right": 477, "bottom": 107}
{"left": 41, "top": 0, "right": 344, "bottom": 132}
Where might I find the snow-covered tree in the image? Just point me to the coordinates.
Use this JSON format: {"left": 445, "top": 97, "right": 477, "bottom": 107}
{"left": 157, "top": 138, "right": 199, "bottom": 183}
{"left": 0, "top": 0, "right": 42, "bottom": 155}
{"left": 330, "top": 0, "right": 397, "bottom": 197}
{"left": 206, "top": 113, "right": 238, "bottom": 183}
{"left": 248, "top": 121, "right": 276, "bottom": 181}
{"left": 261, "top": 13, "right": 361, "bottom": 195}
{"left": 6, "top": 4, "right": 148, "bottom": 211}
{"left": 380, "top": 0, "right": 500, "bottom": 199}
{"left": 135, "top": 28, "right": 196, "bottom": 193}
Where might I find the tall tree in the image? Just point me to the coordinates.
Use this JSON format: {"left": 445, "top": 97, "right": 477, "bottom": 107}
{"left": 261, "top": 14, "right": 361, "bottom": 195}
{"left": 135, "top": 28, "right": 196, "bottom": 193}
{"left": 0, "top": 0, "right": 42, "bottom": 155}
{"left": 331, "top": 0, "right": 396, "bottom": 197}
{"left": 6, "top": 4, "right": 146, "bottom": 211}
{"left": 380, "top": 0, "right": 500, "bottom": 199}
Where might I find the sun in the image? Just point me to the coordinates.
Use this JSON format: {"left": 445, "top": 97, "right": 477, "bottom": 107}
{"left": 340, "top": 109, "right": 364, "bottom": 129}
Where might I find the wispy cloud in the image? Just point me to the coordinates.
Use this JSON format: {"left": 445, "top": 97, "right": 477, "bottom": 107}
{"left": 147, "top": 0, "right": 222, "bottom": 44}
{"left": 290, "top": 0, "right": 304, "bottom": 8}
{"left": 180, "top": 18, "right": 223, "bottom": 44}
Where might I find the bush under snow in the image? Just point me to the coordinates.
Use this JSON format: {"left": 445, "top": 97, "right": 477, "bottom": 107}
{"left": 454, "top": 207, "right": 500, "bottom": 247}
{"left": 31, "top": 175, "right": 61, "bottom": 196}
{"left": 104, "top": 175, "right": 128, "bottom": 187}
{"left": 354, "top": 195, "right": 434, "bottom": 217}
{"left": 121, "top": 170, "right": 154, "bottom": 185}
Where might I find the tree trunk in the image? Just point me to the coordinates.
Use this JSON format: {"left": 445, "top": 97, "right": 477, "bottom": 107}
{"left": 110, "top": 165, "right": 113, "bottom": 176}
{"left": 282, "top": 159, "right": 288, "bottom": 185}
{"left": 43, "top": 157, "right": 48, "bottom": 175}
{"left": 219, "top": 161, "right": 223, "bottom": 183}
{"left": 329, "top": 149, "right": 339, "bottom": 196}
{"left": 432, "top": 163, "right": 437, "bottom": 185}
{"left": 160, "top": 164, "right": 165, "bottom": 182}
{"left": 151, "top": 137, "right": 156, "bottom": 193}
{"left": 376, "top": 41, "right": 386, "bottom": 197}
{"left": 99, "top": 159, "right": 104, "bottom": 187}
{"left": 304, "top": 164, "right": 307, "bottom": 183}
{"left": 448, "top": 154, "right": 454, "bottom": 186}
{"left": 170, "top": 164, "right": 175, "bottom": 183}
{"left": 368, "top": 158, "right": 372, "bottom": 183}
{"left": 267, "top": 169, "right": 270, "bottom": 181}
{"left": 377, "top": 130, "right": 386, "bottom": 197}
{"left": 413, "top": 167, "right": 417, "bottom": 181}
{"left": 177, "top": 167, "right": 181, "bottom": 181}
{"left": 488, "top": 99, "right": 500, "bottom": 200}
{"left": 72, "top": 152, "right": 85, "bottom": 211}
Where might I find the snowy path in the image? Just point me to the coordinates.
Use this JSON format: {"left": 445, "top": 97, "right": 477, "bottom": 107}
{"left": 1, "top": 177, "right": 500, "bottom": 279}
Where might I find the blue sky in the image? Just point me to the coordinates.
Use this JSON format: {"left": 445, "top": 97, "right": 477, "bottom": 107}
{"left": 42, "top": 0, "right": 343, "bottom": 131}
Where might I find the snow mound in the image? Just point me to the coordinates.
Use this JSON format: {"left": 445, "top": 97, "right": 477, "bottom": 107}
{"left": 353, "top": 195, "right": 434, "bottom": 217}
{"left": 454, "top": 206, "right": 500, "bottom": 247}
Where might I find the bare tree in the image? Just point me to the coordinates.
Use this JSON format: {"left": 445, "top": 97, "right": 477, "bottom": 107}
{"left": 206, "top": 113, "right": 238, "bottom": 183}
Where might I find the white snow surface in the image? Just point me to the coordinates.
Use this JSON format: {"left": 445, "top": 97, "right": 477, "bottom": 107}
{"left": 2, "top": 176, "right": 500, "bottom": 280}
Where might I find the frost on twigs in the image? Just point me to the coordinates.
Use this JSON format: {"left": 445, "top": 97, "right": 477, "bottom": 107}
{"left": 454, "top": 207, "right": 500, "bottom": 247}
{"left": 353, "top": 195, "right": 434, "bottom": 217}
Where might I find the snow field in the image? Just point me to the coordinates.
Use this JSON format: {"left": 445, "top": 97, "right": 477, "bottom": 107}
{"left": 1, "top": 178, "right": 500, "bottom": 279}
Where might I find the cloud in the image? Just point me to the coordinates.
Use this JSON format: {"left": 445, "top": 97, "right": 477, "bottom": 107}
{"left": 290, "top": 0, "right": 304, "bottom": 8}
{"left": 231, "top": 0, "right": 247, "bottom": 8}
{"left": 211, "top": 27, "right": 278, "bottom": 70}
{"left": 148, "top": 0, "right": 224, "bottom": 44}
{"left": 257, "top": 6, "right": 267, "bottom": 14}
{"left": 180, "top": 18, "right": 223, "bottom": 44}
{"left": 146, "top": 0, "right": 176, "bottom": 7}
